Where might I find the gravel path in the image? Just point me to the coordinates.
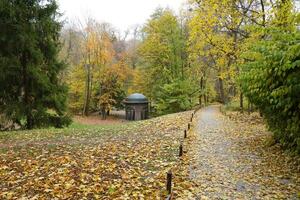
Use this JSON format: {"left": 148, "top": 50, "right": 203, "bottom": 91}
{"left": 189, "top": 105, "right": 299, "bottom": 199}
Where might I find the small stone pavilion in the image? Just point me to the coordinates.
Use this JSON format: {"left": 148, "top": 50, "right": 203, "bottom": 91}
{"left": 123, "top": 93, "right": 149, "bottom": 121}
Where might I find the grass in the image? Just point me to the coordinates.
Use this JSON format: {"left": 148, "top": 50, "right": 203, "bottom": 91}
{"left": 0, "top": 121, "right": 138, "bottom": 144}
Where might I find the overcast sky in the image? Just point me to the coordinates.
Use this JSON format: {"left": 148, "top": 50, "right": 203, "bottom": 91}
{"left": 57, "top": 0, "right": 186, "bottom": 31}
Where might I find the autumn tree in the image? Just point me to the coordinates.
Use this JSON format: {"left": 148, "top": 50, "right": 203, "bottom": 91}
{"left": 60, "top": 24, "right": 83, "bottom": 67}
{"left": 62, "top": 19, "right": 134, "bottom": 118}
{"left": 126, "top": 25, "right": 142, "bottom": 69}
{"left": 82, "top": 21, "right": 115, "bottom": 116}
{"left": 189, "top": 0, "right": 240, "bottom": 104}
{"left": 63, "top": 20, "right": 116, "bottom": 115}
{"left": 0, "top": 0, "right": 71, "bottom": 129}
{"left": 97, "top": 62, "right": 131, "bottom": 119}
{"left": 138, "top": 8, "right": 196, "bottom": 114}
{"left": 188, "top": 0, "right": 276, "bottom": 106}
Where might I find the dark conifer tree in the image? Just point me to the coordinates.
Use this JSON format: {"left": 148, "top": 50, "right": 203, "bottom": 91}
{"left": 0, "top": 0, "right": 71, "bottom": 129}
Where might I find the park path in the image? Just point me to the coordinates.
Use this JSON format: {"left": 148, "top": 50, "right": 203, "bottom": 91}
{"left": 188, "top": 105, "right": 299, "bottom": 199}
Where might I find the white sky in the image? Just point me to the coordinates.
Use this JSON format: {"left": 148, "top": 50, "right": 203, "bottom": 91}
{"left": 57, "top": 0, "right": 186, "bottom": 31}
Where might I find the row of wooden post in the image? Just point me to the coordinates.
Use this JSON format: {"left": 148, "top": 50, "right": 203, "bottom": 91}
{"left": 166, "top": 109, "right": 197, "bottom": 199}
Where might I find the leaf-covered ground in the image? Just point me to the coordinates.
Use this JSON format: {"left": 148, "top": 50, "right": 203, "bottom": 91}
{"left": 0, "top": 112, "right": 192, "bottom": 199}
{"left": 182, "top": 105, "right": 300, "bottom": 199}
{"left": 2, "top": 106, "right": 299, "bottom": 199}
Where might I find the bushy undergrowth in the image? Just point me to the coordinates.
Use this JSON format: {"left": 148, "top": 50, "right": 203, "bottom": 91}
{"left": 240, "top": 29, "right": 300, "bottom": 154}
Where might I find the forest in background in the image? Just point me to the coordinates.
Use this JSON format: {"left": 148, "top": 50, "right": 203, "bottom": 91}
{"left": 0, "top": 0, "right": 299, "bottom": 153}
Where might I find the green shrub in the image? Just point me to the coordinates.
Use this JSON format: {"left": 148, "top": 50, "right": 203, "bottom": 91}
{"left": 155, "top": 79, "right": 196, "bottom": 115}
{"left": 49, "top": 115, "right": 72, "bottom": 128}
{"left": 240, "top": 28, "right": 300, "bottom": 153}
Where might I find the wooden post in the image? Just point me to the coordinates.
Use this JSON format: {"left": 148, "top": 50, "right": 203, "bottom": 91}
{"left": 188, "top": 123, "right": 190, "bottom": 130}
{"left": 190, "top": 117, "right": 193, "bottom": 122}
{"left": 179, "top": 143, "right": 183, "bottom": 157}
{"left": 184, "top": 130, "right": 187, "bottom": 138}
{"left": 166, "top": 170, "right": 172, "bottom": 194}
{"left": 192, "top": 113, "right": 194, "bottom": 118}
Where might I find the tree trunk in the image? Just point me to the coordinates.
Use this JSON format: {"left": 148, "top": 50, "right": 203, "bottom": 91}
{"left": 199, "top": 95, "right": 202, "bottom": 106}
{"left": 21, "top": 52, "right": 33, "bottom": 129}
{"left": 83, "top": 64, "right": 91, "bottom": 116}
{"left": 260, "top": 0, "right": 266, "bottom": 27}
{"left": 247, "top": 100, "right": 251, "bottom": 114}
{"left": 199, "top": 77, "right": 204, "bottom": 105}
{"left": 218, "top": 77, "right": 225, "bottom": 104}
{"left": 250, "top": 103, "right": 254, "bottom": 112}
{"left": 202, "top": 76, "right": 207, "bottom": 105}
{"left": 101, "top": 107, "right": 107, "bottom": 120}
{"left": 240, "top": 92, "right": 244, "bottom": 112}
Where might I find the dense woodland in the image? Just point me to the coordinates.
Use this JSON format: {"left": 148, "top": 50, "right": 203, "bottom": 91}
{"left": 0, "top": 0, "right": 299, "bottom": 153}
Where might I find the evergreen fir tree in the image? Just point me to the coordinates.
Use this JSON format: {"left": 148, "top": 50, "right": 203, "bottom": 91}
{"left": 0, "top": 0, "right": 71, "bottom": 129}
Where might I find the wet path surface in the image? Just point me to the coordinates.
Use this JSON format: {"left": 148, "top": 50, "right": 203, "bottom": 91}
{"left": 189, "top": 105, "right": 299, "bottom": 199}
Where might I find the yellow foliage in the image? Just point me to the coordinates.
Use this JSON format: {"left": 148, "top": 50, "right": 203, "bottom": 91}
{"left": 188, "top": 0, "right": 247, "bottom": 90}
{"left": 67, "top": 64, "right": 85, "bottom": 112}
{"left": 67, "top": 21, "right": 117, "bottom": 113}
